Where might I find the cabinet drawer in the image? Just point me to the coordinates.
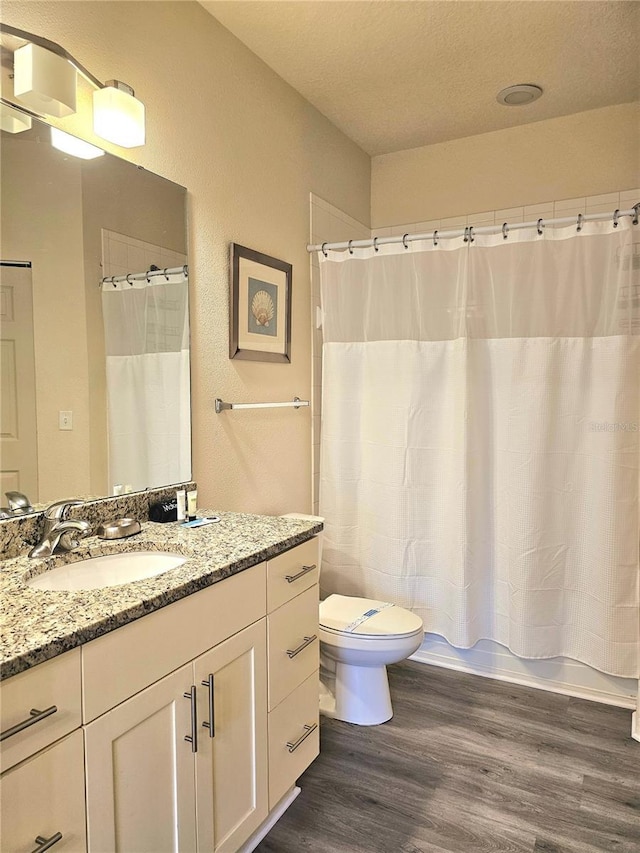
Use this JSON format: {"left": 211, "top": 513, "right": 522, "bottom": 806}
{"left": 1, "top": 649, "right": 82, "bottom": 773}
{"left": 268, "top": 671, "right": 319, "bottom": 810}
{"left": 82, "top": 562, "right": 266, "bottom": 722}
{"left": 0, "top": 729, "right": 86, "bottom": 852}
{"left": 267, "top": 538, "right": 319, "bottom": 613}
{"left": 267, "top": 585, "right": 319, "bottom": 710}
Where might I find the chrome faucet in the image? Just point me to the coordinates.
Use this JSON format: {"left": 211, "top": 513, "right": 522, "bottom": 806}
{"left": 0, "top": 490, "right": 33, "bottom": 518}
{"left": 29, "top": 499, "right": 91, "bottom": 559}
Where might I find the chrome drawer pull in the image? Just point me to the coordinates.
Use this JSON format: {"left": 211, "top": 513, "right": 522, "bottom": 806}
{"left": 286, "top": 635, "right": 317, "bottom": 659}
{"left": 286, "top": 723, "right": 318, "bottom": 753}
{"left": 31, "top": 832, "right": 63, "bottom": 853}
{"left": 285, "top": 564, "right": 316, "bottom": 584}
{"left": 183, "top": 686, "right": 198, "bottom": 753}
{"left": 0, "top": 706, "right": 58, "bottom": 742}
{"left": 201, "top": 674, "right": 215, "bottom": 738}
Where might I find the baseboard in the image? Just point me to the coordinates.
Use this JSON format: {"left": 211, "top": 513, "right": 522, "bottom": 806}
{"left": 410, "top": 635, "right": 637, "bottom": 710}
{"left": 238, "top": 786, "right": 301, "bottom": 853}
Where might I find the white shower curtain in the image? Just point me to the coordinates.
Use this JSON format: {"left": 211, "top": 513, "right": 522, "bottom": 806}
{"left": 319, "top": 219, "right": 639, "bottom": 678}
{"left": 101, "top": 269, "right": 191, "bottom": 492}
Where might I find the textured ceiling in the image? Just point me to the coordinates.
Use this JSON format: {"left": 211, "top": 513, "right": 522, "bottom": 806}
{"left": 200, "top": 0, "right": 640, "bottom": 156}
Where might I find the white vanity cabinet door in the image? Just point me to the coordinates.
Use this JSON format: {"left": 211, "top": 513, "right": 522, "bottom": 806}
{"left": 84, "top": 663, "right": 196, "bottom": 853}
{"left": 0, "top": 729, "right": 86, "bottom": 853}
{"left": 194, "top": 620, "right": 268, "bottom": 853}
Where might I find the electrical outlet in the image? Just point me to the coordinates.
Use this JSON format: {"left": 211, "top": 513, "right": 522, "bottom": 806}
{"left": 59, "top": 410, "right": 73, "bottom": 430}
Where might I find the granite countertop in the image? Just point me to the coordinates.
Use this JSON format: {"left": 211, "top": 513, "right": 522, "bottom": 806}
{"left": 0, "top": 511, "right": 322, "bottom": 680}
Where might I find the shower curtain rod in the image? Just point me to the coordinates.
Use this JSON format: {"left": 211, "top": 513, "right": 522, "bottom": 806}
{"left": 307, "top": 204, "right": 640, "bottom": 254}
{"left": 100, "top": 264, "right": 188, "bottom": 288}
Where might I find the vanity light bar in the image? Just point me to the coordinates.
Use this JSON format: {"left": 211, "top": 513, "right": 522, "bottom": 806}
{"left": 215, "top": 397, "right": 310, "bottom": 413}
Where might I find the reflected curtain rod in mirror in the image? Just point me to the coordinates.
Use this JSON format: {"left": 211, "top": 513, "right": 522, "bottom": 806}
{"left": 0, "top": 22, "right": 145, "bottom": 148}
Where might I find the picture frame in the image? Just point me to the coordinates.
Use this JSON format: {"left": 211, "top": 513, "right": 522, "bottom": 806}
{"left": 229, "top": 243, "right": 292, "bottom": 362}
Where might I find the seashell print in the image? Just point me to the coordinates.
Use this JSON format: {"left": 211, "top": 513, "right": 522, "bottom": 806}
{"left": 251, "top": 290, "right": 275, "bottom": 327}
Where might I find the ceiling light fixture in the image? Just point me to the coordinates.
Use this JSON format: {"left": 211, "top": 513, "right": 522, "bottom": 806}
{"left": 93, "top": 80, "right": 145, "bottom": 148}
{"left": 1, "top": 23, "right": 146, "bottom": 148}
{"left": 50, "top": 127, "right": 105, "bottom": 160}
{"left": 496, "top": 84, "right": 543, "bottom": 107}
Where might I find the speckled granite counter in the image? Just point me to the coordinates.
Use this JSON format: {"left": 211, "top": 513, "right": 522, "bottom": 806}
{"left": 0, "top": 511, "right": 322, "bottom": 680}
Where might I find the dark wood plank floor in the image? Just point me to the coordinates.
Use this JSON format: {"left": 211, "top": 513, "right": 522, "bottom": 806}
{"left": 256, "top": 661, "right": 639, "bottom": 853}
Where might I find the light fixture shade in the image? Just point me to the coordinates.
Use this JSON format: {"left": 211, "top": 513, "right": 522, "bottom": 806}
{"left": 14, "top": 43, "right": 77, "bottom": 117}
{"left": 0, "top": 103, "right": 32, "bottom": 133}
{"left": 51, "top": 127, "right": 104, "bottom": 160}
{"left": 93, "top": 83, "right": 145, "bottom": 148}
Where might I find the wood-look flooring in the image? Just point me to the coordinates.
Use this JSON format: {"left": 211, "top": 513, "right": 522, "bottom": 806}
{"left": 256, "top": 661, "right": 639, "bottom": 853}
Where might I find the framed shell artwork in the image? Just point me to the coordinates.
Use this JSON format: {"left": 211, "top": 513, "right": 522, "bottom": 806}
{"left": 229, "top": 243, "right": 292, "bottom": 362}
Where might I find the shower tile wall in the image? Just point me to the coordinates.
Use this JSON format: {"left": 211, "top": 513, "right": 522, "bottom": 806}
{"left": 371, "top": 188, "right": 640, "bottom": 237}
{"left": 309, "top": 195, "right": 369, "bottom": 514}
{"left": 101, "top": 229, "right": 186, "bottom": 280}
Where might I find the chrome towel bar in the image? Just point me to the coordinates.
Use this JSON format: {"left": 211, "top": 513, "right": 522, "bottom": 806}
{"left": 215, "top": 397, "right": 309, "bottom": 413}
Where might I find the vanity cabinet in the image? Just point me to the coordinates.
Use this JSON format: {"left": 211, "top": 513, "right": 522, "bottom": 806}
{"left": 0, "top": 535, "right": 321, "bottom": 853}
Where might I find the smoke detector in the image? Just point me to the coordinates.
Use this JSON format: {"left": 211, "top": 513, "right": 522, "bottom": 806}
{"left": 497, "top": 84, "right": 543, "bottom": 106}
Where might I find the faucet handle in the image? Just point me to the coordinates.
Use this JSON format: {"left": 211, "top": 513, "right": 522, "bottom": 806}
{"left": 44, "top": 499, "right": 84, "bottom": 521}
{"left": 5, "top": 491, "right": 32, "bottom": 513}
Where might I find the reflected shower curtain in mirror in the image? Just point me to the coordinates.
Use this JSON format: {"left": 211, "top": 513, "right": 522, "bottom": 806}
{"left": 319, "top": 219, "right": 639, "bottom": 678}
{"left": 101, "top": 269, "right": 190, "bottom": 491}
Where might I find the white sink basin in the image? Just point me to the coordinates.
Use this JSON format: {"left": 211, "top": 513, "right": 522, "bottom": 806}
{"left": 27, "top": 551, "right": 187, "bottom": 591}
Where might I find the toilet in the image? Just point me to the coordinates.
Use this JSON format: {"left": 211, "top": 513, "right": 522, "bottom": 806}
{"left": 282, "top": 514, "right": 424, "bottom": 726}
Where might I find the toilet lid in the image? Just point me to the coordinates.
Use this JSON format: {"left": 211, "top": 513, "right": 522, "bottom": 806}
{"left": 319, "top": 594, "right": 423, "bottom": 638}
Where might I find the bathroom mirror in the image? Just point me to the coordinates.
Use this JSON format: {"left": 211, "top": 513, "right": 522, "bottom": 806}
{"left": 0, "top": 114, "right": 191, "bottom": 509}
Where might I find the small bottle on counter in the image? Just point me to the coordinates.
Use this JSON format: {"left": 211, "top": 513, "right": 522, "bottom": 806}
{"left": 187, "top": 487, "right": 198, "bottom": 521}
{"left": 176, "top": 488, "right": 187, "bottom": 522}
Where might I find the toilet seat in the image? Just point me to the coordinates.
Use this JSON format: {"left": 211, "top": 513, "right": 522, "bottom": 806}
{"left": 319, "top": 594, "right": 423, "bottom": 640}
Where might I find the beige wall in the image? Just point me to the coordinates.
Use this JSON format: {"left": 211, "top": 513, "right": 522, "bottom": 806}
{"left": 2, "top": 0, "right": 371, "bottom": 514}
{"left": 372, "top": 103, "right": 640, "bottom": 227}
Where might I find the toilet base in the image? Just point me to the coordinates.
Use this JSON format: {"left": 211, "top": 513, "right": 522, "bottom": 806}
{"left": 321, "top": 661, "right": 393, "bottom": 726}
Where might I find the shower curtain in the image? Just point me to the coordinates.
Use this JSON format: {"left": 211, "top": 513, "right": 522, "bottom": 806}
{"left": 319, "top": 219, "right": 639, "bottom": 678}
{"left": 101, "top": 269, "right": 191, "bottom": 492}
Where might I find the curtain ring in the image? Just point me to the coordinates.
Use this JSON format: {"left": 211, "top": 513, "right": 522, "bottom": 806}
{"left": 373, "top": 237, "right": 379, "bottom": 252}
{"left": 537, "top": 218, "right": 544, "bottom": 235}
{"left": 433, "top": 230, "right": 439, "bottom": 247}
{"left": 111, "top": 277, "right": 117, "bottom": 288}
{"left": 576, "top": 213, "right": 584, "bottom": 232}
{"left": 126, "top": 274, "right": 134, "bottom": 286}
{"left": 163, "top": 268, "right": 170, "bottom": 280}
{"left": 183, "top": 264, "right": 188, "bottom": 277}
{"left": 612, "top": 209, "right": 620, "bottom": 228}
{"left": 321, "top": 242, "right": 328, "bottom": 257}
{"left": 468, "top": 226, "right": 475, "bottom": 243}
{"left": 348, "top": 240, "right": 354, "bottom": 255}
{"left": 146, "top": 271, "right": 152, "bottom": 283}
{"left": 633, "top": 203, "right": 639, "bottom": 226}
{"left": 502, "top": 222, "right": 509, "bottom": 239}
{"left": 463, "top": 226, "right": 469, "bottom": 243}
{"left": 402, "top": 233, "right": 409, "bottom": 249}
